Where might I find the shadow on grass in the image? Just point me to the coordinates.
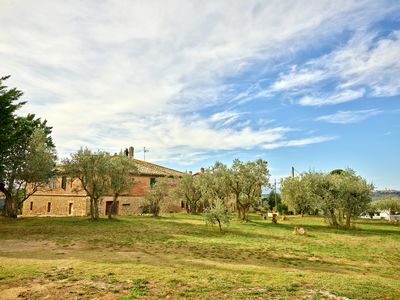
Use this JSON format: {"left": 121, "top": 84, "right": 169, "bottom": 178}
{"left": 245, "top": 217, "right": 400, "bottom": 238}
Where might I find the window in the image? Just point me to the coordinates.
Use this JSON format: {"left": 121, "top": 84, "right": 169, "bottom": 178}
{"left": 30, "top": 201, "right": 33, "bottom": 211}
{"left": 61, "top": 176, "right": 67, "bottom": 190}
{"left": 68, "top": 203, "right": 73, "bottom": 215}
{"left": 150, "top": 177, "right": 157, "bottom": 188}
{"left": 51, "top": 179, "right": 57, "bottom": 189}
{"left": 47, "top": 202, "right": 51, "bottom": 213}
{"left": 181, "top": 200, "right": 185, "bottom": 208}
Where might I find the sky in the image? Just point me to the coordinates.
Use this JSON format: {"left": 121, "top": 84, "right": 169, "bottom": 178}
{"left": 1, "top": 0, "right": 399, "bottom": 189}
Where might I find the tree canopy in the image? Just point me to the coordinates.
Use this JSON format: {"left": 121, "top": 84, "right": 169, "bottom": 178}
{"left": 63, "top": 148, "right": 112, "bottom": 220}
{"left": 375, "top": 196, "right": 400, "bottom": 217}
{"left": 108, "top": 154, "right": 137, "bottom": 218}
{"left": 143, "top": 178, "right": 172, "bottom": 217}
{"left": 281, "top": 169, "right": 373, "bottom": 227}
{"left": 174, "top": 173, "right": 203, "bottom": 214}
{"left": 0, "top": 76, "right": 56, "bottom": 217}
{"left": 176, "top": 159, "right": 270, "bottom": 221}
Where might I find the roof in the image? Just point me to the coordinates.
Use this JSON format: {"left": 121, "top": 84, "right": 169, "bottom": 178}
{"left": 132, "top": 159, "right": 183, "bottom": 177}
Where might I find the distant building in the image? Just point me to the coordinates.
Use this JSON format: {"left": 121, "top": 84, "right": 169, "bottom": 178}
{"left": 360, "top": 210, "right": 400, "bottom": 221}
{"left": 22, "top": 147, "right": 185, "bottom": 217}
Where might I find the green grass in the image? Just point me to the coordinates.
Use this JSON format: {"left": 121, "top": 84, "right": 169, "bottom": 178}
{"left": 1, "top": 214, "right": 399, "bottom": 299}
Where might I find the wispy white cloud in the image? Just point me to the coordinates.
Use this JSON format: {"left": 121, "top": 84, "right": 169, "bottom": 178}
{"left": 316, "top": 109, "right": 382, "bottom": 124}
{"left": 209, "top": 111, "right": 241, "bottom": 126}
{"left": 299, "top": 89, "right": 366, "bottom": 106}
{"left": 272, "top": 68, "right": 327, "bottom": 92}
{"left": 0, "top": 1, "right": 397, "bottom": 165}
{"left": 71, "top": 113, "right": 293, "bottom": 164}
{"left": 262, "top": 136, "right": 337, "bottom": 150}
{"left": 268, "top": 30, "right": 400, "bottom": 106}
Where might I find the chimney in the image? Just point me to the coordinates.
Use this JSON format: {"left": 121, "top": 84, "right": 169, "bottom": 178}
{"left": 129, "top": 146, "right": 134, "bottom": 158}
{"left": 200, "top": 167, "right": 205, "bottom": 173}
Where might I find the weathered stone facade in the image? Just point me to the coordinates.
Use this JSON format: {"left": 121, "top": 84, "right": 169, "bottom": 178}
{"left": 22, "top": 157, "right": 185, "bottom": 217}
{"left": 22, "top": 194, "right": 88, "bottom": 217}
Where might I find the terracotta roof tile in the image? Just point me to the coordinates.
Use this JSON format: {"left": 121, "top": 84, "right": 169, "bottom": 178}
{"left": 132, "top": 159, "right": 183, "bottom": 177}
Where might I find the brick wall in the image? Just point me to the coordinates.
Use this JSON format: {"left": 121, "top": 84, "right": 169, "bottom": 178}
{"left": 130, "top": 176, "right": 153, "bottom": 195}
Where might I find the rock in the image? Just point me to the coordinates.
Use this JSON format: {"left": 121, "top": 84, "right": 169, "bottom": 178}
{"left": 293, "top": 226, "right": 306, "bottom": 235}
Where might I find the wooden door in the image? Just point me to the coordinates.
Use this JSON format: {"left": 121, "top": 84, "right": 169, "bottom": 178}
{"left": 105, "top": 201, "right": 119, "bottom": 215}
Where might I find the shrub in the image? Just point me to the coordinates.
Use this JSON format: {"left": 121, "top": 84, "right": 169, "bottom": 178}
{"left": 203, "top": 199, "right": 232, "bottom": 231}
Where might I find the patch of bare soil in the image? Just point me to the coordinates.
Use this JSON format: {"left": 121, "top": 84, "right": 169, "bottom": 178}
{"left": 0, "top": 240, "right": 57, "bottom": 252}
{"left": 0, "top": 267, "right": 131, "bottom": 300}
{"left": 304, "top": 289, "right": 351, "bottom": 300}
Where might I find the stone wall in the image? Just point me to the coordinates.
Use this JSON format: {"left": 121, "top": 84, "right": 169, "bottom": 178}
{"left": 99, "top": 195, "right": 185, "bottom": 216}
{"left": 22, "top": 194, "right": 88, "bottom": 217}
{"left": 22, "top": 174, "right": 185, "bottom": 217}
{"left": 99, "top": 196, "right": 147, "bottom": 216}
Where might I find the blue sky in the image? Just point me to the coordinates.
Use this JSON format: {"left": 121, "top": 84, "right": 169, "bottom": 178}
{"left": 1, "top": 1, "right": 399, "bottom": 189}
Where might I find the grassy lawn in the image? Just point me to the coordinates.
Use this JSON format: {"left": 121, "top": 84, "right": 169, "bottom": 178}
{"left": 0, "top": 214, "right": 399, "bottom": 299}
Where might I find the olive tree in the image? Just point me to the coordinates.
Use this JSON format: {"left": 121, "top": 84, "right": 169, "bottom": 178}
{"left": 204, "top": 198, "right": 232, "bottom": 231}
{"left": 292, "top": 170, "right": 373, "bottom": 227}
{"left": 331, "top": 169, "right": 373, "bottom": 227}
{"left": 281, "top": 176, "right": 312, "bottom": 217}
{"left": 174, "top": 173, "right": 202, "bottom": 213}
{"left": 228, "top": 159, "right": 269, "bottom": 220}
{"left": 63, "top": 148, "right": 111, "bottom": 220}
{"left": 198, "top": 162, "right": 231, "bottom": 209}
{"left": 108, "top": 154, "right": 137, "bottom": 219}
{"left": 142, "top": 178, "right": 172, "bottom": 216}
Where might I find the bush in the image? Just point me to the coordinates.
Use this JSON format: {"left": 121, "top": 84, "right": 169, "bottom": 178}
{"left": 203, "top": 199, "right": 232, "bottom": 231}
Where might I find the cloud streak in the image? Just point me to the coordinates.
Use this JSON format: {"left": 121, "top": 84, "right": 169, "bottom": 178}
{"left": 0, "top": 0, "right": 398, "bottom": 166}
{"left": 262, "top": 136, "right": 337, "bottom": 150}
{"left": 268, "top": 30, "right": 400, "bottom": 106}
{"left": 316, "top": 109, "right": 382, "bottom": 124}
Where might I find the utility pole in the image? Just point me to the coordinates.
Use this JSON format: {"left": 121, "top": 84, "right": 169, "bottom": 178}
{"left": 143, "top": 147, "right": 149, "bottom": 161}
{"left": 274, "top": 179, "right": 277, "bottom": 210}
{"left": 292, "top": 166, "right": 295, "bottom": 178}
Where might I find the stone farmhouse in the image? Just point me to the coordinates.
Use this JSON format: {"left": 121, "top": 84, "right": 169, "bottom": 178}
{"left": 22, "top": 147, "right": 185, "bottom": 217}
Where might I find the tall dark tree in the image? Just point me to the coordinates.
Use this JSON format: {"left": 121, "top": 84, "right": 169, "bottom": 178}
{"left": 0, "top": 75, "right": 25, "bottom": 180}
{"left": 0, "top": 76, "right": 56, "bottom": 217}
{"left": 265, "top": 191, "right": 282, "bottom": 211}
